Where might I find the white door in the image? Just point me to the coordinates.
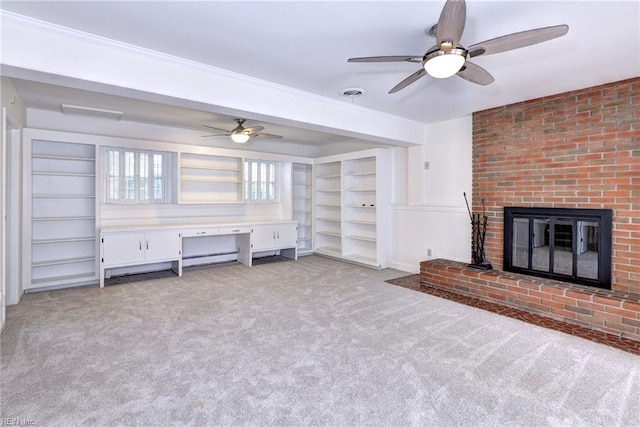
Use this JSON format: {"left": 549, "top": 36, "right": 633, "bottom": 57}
{"left": 251, "top": 225, "right": 275, "bottom": 252}
{"left": 144, "top": 229, "right": 181, "bottom": 262}
{"left": 276, "top": 224, "right": 298, "bottom": 249}
{"left": 102, "top": 232, "right": 145, "bottom": 267}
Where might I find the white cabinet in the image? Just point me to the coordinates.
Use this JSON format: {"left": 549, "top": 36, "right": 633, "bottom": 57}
{"left": 100, "top": 229, "right": 182, "bottom": 287}
{"left": 313, "top": 149, "right": 391, "bottom": 269}
{"left": 26, "top": 140, "right": 98, "bottom": 290}
{"left": 102, "top": 232, "right": 145, "bottom": 266}
{"left": 251, "top": 222, "right": 298, "bottom": 260}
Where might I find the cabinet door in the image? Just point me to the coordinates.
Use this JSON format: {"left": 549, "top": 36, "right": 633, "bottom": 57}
{"left": 251, "top": 225, "right": 276, "bottom": 251}
{"left": 276, "top": 224, "right": 298, "bottom": 249}
{"left": 144, "top": 229, "right": 182, "bottom": 262}
{"left": 102, "top": 232, "right": 145, "bottom": 267}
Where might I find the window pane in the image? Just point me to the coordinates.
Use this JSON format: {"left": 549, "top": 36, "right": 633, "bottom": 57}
{"left": 108, "top": 150, "right": 119, "bottom": 200}
{"left": 124, "top": 151, "right": 135, "bottom": 200}
{"left": 532, "top": 218, "right": 550, "bottom": 272}
{"left": 260, "top": 162, "right": 267, "bottom": 200}
{"left": 553, "top": 220, "right": 573, "bottom": 276}
{"left": 251, "top": 161, "right": 258, "bottom": 200}
{"left": 153, "top": 154, "right": 163, "bottom": 200}
{"left": 243, "top": 161, "right": 249, "bottom": 201}
{"left": 139, "top": 152, "right": 149, "bottom": 200}
{"left": 577, "top": 221, "right": 599, "bottom": 279}
{"left": 512, "top": 218, "right": 529, "bottom": 269}
{"left": 268, "top": 163, "right": 275, "bottom": 200}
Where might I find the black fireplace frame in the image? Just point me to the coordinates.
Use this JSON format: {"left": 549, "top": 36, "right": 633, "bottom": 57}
{"left": 504, "top": 207, "right": 612, "bottom": 289}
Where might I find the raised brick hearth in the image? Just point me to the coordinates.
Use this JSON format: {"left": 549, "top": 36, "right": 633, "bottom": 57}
{"left": 420, "top": 259, "right": 640, "bottom": 342}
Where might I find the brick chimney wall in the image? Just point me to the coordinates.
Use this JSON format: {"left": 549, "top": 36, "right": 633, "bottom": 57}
{"left": 472, "top": 77, "right": 640, "bottom": 294}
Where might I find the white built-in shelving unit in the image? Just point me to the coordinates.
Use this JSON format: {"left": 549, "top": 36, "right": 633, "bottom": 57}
{"left": 314, "top": 160, "right": 342, "bottom": 259}
{"left": 28, "top": 140, "right": 98, "bottom": 289}
{"left": 313, "top": 149, "right": 390, "bottom": 268}
{"left": 179, "top": 153, "right": 243, "bottom": 203}
{"left": 292, "top": 163, "right": 313, "bottom": 255}
{"left": 342, "top": 156, "right": 379, "bottom": 266}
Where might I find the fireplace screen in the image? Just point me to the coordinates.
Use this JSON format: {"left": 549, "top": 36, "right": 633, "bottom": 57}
{"left": 504, "top": 208, "right": 612, "bottom": 289}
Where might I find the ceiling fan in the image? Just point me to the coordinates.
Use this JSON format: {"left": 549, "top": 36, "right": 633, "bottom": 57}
{"left": 202, "top": 118, "right": 283, "bottom": 144}
{"left": 347, "top": 0, "right": 569, "bottom": 93}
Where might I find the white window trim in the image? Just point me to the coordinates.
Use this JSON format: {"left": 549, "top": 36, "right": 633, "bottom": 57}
{"left": 244, "top": 159, "right": 280, "bottom": 203}
{"left": 104, "top": 147, "right": 170, "bottom": 204}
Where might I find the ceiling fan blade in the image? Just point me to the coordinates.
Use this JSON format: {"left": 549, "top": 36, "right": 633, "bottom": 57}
{"left": 202, "top": 124, "right": 231, "bottom": 133}
{"left": 468, "top": 24, "right": 569, "bottom": 58}
{"left": 436, "top": 0, "right": 466, "bottom": 48}
{"left": 388, "top": 68, "right": 428, "bottom": 94}
{"left": 252, "top": 133, "right": 283, "bottom": 139}
{"left": 348, "top": 56, "right": 423, "bottom": 63}
{"left": 456, "top": 62, "right": 495, "bottom": 86}
{"left": 201, "top": 133, "right": 227, "bottom": 138}
{"left": 243, "top": 126, "right": 265, "bottom": 134}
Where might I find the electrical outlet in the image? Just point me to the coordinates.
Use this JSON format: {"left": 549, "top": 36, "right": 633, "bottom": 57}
{"left": 427, "top": 249, "right": 432, "bottom": 257}
{"left": 424, "top": 161, "right": 430, "bottom": 170}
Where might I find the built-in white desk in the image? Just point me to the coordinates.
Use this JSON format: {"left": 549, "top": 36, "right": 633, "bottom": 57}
{"left": 99, "top": 221, "right": 298, "bottom": 288}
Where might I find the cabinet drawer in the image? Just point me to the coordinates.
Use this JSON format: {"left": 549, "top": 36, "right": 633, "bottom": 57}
{"left": 219, "top": 226, "right": 252, "bottom": 235}
{"left": 182, "top": 227, "right": 220, "bottom": 237}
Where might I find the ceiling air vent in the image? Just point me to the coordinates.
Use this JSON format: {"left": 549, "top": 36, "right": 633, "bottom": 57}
{"left": 61, "top": 104, "right": 123, "bottom": 121}
{"left": 340, "top": 88, "right": 366, "bottom": 98}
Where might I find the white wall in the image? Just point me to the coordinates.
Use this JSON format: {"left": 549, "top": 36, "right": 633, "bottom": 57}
{"left": 390, "top": 116, "right": 473, "bottom": 273}
{"left": 1, "top": 78, "right": 26, "bottom": 321}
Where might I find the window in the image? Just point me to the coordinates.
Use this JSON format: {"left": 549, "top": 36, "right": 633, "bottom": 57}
{"left": 244, "top": 159, "right": 278, "bottom": 202}
{"left": 105, "top": 147, "right": 169, "bottom": 204}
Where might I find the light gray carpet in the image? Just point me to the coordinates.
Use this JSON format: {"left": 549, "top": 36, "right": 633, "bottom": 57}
{"left": 1, "top": 255, "right": 639, "bottom": 426}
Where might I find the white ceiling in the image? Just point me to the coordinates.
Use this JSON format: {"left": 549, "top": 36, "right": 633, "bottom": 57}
{"left": 2, "top": 1, "right": 639, "bottom": 147}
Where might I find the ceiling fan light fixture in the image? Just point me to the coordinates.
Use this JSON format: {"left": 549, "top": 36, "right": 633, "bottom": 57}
{"left": 231, "top": 133, "right": 250, "bottom": 143}
{"left": 423, "top": 48, "right": 467, "bottom": 79}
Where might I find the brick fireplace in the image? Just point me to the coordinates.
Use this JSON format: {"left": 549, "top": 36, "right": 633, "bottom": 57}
{"left": 421, "top": 77, "right": 640, "bottom": 341}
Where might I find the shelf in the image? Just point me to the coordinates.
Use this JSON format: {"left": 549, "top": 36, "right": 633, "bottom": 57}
{"left": 33, "top": 237, "right": 96, "bottom": 244}
{"left": 180, "top": 164, "right": 240, "bottom": 172}
{"left": 345, "top": 219, "right": 376, "bottom": 225}
{"left": 316, "top": 231, "right": 342, "bottom": 238}
{"left": 344, "top": 172, "right": 376, "bottom": 177}
{"left": 293, "top": 210, "right": 312, "bottom": 214}
{"left": 179, "top": 200, "right": 243, "bottom": 205}
{"left": 317, "top": 174, "right": 341, "bottom": 179}
{"left": 316, "top": 246, "right": 342, "bottom": 257}
{"left": 344, "top": 253, "right": 377, "bottom": 265}
{"left": 32, "top": 154, "right": 95, "bottom": 162}
{"left": 345, "top": 204, "right": 376, "bottom": 209}
{"left": 345, "top": 234, "right": 377, "bottom": 242}
{"left": 293, "top": 182, "right": 312, "bottom": 186}
{"left": 345, "top": 188, "right": 376, "bottom": 193}
{"left": 316, "top": 189, "right": 341, "bottom": 193}
{"left": 32, "top": 172, "right": 96, "bottom": 177}
{"left": 181, "top": 177, "right": 241, "bottom": 183}
{"left": 31, "top": 272, "right": 96, "bottom": 286}
{"left": 32, "top": 194, "right": 96, "bottom": 199}
{"left": 32, "top": 216, "right": 95, "bottom": 222}
{"left": 316, "top": 217, "right": 341, "bottom": 222}
{"left": 316, "top": 204, "right": 340, "bottom": 207}
{"left": 32, "top": 256, "right": 96, "bottom": 268}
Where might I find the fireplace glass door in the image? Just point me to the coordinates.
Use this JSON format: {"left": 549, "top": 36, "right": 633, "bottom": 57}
{"left": 504, "top": 208, "right": 612, "bottom": 289}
